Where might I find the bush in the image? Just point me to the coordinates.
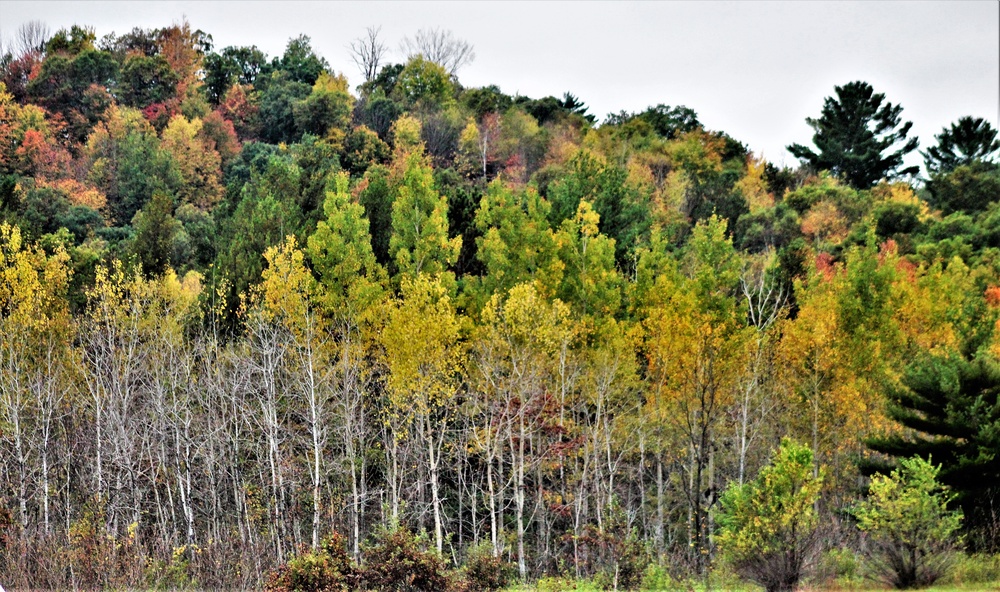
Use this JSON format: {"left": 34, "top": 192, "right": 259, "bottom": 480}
{"left": 265, "top": 532, "right": 357, "bottom": 592}
{"left": 853, "top": 456, "right": 963, "bottom": 589}
{"left": 813, "top": 548, "right": 862, "bottom": 588}
{"left": 716, "top": 438, "right": 824, "bottom": 592}
{"left": 462, "top": 542, "right": 514, "bottom": 592}
{"left": 572, "top": 499, "right": 648, "bottom": 591}
{"left": 946, "top": 553, "right": 1000, "bottom": 585}
{"left": 360, "top": 527, "right": 453, "bottom": 592}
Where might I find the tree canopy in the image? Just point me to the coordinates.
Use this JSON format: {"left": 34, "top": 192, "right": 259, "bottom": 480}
{"left": 788, "top": 81, "right": 919, "bottom": 188}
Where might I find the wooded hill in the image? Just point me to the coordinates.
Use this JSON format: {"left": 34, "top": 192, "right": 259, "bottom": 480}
{"left": 2, "top": 20, "right": 1000, "bottom": 590}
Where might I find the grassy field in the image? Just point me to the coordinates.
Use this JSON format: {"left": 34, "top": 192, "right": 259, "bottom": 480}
{"left": 500, "top": 583, "right": 1000, "bottom": 591}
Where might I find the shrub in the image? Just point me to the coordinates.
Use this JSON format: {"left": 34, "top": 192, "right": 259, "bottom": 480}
{"left": 813, "top": 548, "right": 862, "bottom": 588}
{"left": 946, "top": 552, "right": 1000, "bottom": 585}
{"left": 265, "top": 532, "right": 357, "bottom": 592}
{"left": 360, "top": 527, "right": 452, "bottom": 592}
{"left": 853, "top": 456, "right": 963, "bottom": 589}
{"left": 571, "top": 499, "right": 648, "bottom": 591}
{"left": 462, "top": 542, "right": 514, "bottom": 592}
{"left": 716, "top": 438, "right": 824, "bottom": 592}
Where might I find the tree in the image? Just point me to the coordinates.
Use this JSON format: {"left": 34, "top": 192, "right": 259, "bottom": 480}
{"left": 388, "top": 150, "right": 461, "bottom": 279}
{"left": 292, "top": 72, "right": 354, "bottom": 145}
{"left": 392, "top": 56, "right": 454, "bottom": 109}
{"left": 273, "top": 35, "right": 328, "bottom": 86}
{"left": 853, "top": 456, "right": 963, "bottom": 589}
{"left": 788, "top": 81, "right": 918, "bottom": 188}
{"left": 159, "top": 114, "right": 224, "bottom": 210}
{"left": 923, "top": 116, "right": 1000, "bottom": 175}
{"left": 555, "top": 200, "right": 622, "bottom": 317}
{"left": 400, "top": 28, "right": 475, "bottom": 77}
{"left": 381, "top": 273, "right": 464, "bottom": 554}
{"left": 925, "top": 161, "right": 1000, "bottom": 214}
{"left": 84, "top": 104, "right": 180, "bottom": 226}
{"left": 349, "top": 26, "right": 387, "bottom": 84}
{"left": 604, "top": 103, "right": 700, "bottom": 139}
{"left": 473, "top": 180, "right": 562, "bottom": 303}
{"left": 116, "top": 54, "right": 178, "bottom": 108}
{"left": 132, "top": 191, "right": 179, "bottom": 276}
{"left": 0, "top": 222, "right": 71, "bottom": 532}
{"left": 865, "top": 354, "right": 1000, "bottom": 547}
{"left": 472, "top": 282, "right": 575, "bottom": 575}
{"left": 307, "top": 171, "right": 386, "bottom": 311}
{"left": 643, "top": 216, "right": 750, "bottom": 573}
{"left": 257, "top": 70, "right": 311, "bottom": 145}
{"left": 716, "top": 439, "right": 824, "bottom": 592}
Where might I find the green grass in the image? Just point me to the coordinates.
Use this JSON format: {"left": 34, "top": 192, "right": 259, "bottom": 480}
{"left": 501, "top": 582, "right": 1000, "bottom": 591}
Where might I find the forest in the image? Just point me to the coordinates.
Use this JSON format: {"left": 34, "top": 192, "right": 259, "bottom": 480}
{"left": 1, "top": 19, "right": 1000, "bottom": 592}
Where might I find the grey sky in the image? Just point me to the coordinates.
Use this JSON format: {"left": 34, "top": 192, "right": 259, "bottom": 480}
{"left": 2, "top": 1, "right": 997, "bottom": 174}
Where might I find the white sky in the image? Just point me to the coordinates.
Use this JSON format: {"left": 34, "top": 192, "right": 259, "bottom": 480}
{"left": 2, "top": 1, "right": 998, "bottom": 174}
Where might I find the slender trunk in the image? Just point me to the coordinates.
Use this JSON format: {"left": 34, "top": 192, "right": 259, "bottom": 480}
{"left": 488, "top": 456, "right": 498, "bottom": 557}
{"left": 350, "top": 454, "right": 360, "bottom": 559}
{"left": 427, "top": 414, "right": 444, "bottom": 555}
{"left": 656, "top": 458, "right": 665, "bottom": 556}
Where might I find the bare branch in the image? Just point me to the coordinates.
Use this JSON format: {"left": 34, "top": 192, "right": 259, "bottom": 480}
{"left": 349, "top": 25, "right": 387, "bottom": 84}
{"left": 14, "top": 20, "right": 50, "bottom": 58}
{"left": 400, "top": 27, "right": 475, "bottom": 77}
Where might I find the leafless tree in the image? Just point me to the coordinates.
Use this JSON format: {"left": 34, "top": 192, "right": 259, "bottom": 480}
{"left": 14, "top": 20, "right": 50, "bottom": 58}
{"left": 400, "top": 27, "right": 475, "bottom": 76}
{"left": 349, "top": 25, "right": 388, "bottom": 84}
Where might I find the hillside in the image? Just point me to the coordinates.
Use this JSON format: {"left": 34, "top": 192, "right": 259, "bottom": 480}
{"left": 2, "top": 20, "right": 1000, "bottom": 590}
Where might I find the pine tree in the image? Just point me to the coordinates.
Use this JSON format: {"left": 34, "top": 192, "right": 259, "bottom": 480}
{"left": 788, "top": 81, "right": 918, "bottom": 188}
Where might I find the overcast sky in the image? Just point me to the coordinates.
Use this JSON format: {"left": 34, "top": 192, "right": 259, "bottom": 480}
{"left": 2, "top": 1, "right": 997, "bottom": 173}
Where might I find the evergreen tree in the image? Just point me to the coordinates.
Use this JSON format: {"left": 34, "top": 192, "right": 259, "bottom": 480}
{"left": 132, "top": 191, "right": 178, "bottom": 276}
{"left": 788, "top": 81, "right": 918, "bottom": 188}
{"left": 865, "top": 354, "right": 1000, "bottom": 548}
{"left": 923, "top": 116, "right": 1000, "bottom": 175}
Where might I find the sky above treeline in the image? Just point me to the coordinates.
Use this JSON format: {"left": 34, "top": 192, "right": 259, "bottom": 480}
{"left": 2, "top": 0, "right": 997, "bottom": 174}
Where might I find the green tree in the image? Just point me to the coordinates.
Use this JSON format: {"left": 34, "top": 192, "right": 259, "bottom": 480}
{"left": 273, "top": 35, "right": 328, "bottom": 86}
{"left": 865, "top": 354, "right": 1000, "bottom": 548}
{"left": 555, "top": 200, "right": 621, "bottom": 317}
{"left": 132, "top": 191, "right": 179, "bottom": 276}
{"left": 392, "top": 56, "right": 454, "bottom": 109}
{"left": 27, "top": 47, "right": 119, "bottom": 143}
{"left": 547, "top": 152, "right": 651, "bottom": 268}
{"left": 923, "top": 116, "right": 1000, "bottom": 175}
{"left": 257, "top": 70, "right": 311, "bottom": 145}
{"left": 306, "top": 172, "right": 385, "bottom": 311}
{"left": 925, "top": 161, "right": 1000, "bottom": 214}
{"left": 203, "top": 45, "right": 268, "bottom": 105}
{"left": 292, "top": 72, "right": 355, "bottom": 143}
{"left": 357, "top": 164, "right": 394, "bottom": 266}
{"left": 116, "top": 54, "right": 179, "bottom": 108}
{"left": 84, "top": 104, "right": 180, "bottom": 226}
{"left": 788, "top": 81, "right": 918, "bottom": 188}
{"left": 473, "top": 180, "right": 562, "bottom": 303}
{"left": 716, "top": 439, "right": 824, "bottom": 592}
{"left": 853, "top": 456, "right": 963, "bottom": 589}
{"left": 388, "top": 151, "right": 461, "bottom": 279}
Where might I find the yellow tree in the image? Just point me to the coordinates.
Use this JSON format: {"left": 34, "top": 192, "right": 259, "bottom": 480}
{"left": 778, "top": 239, "right": 901, "bottom": 492}
{"left": 381, "top": 273, "right": 464, "bottom": 554}
{"left": 257, "top": 236, "right": 336, "bottom": 551}
{"left": 160, "top": 114, "right": 225, "bottom": 210}
{"left": 473, "top": 281, "right": 575, "bottom": 575}
{"left": 0, "top": 223, "right": 72, "bottom": 531}
{"left": 643, "top": 216, "right": 750, "bottom": 572}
